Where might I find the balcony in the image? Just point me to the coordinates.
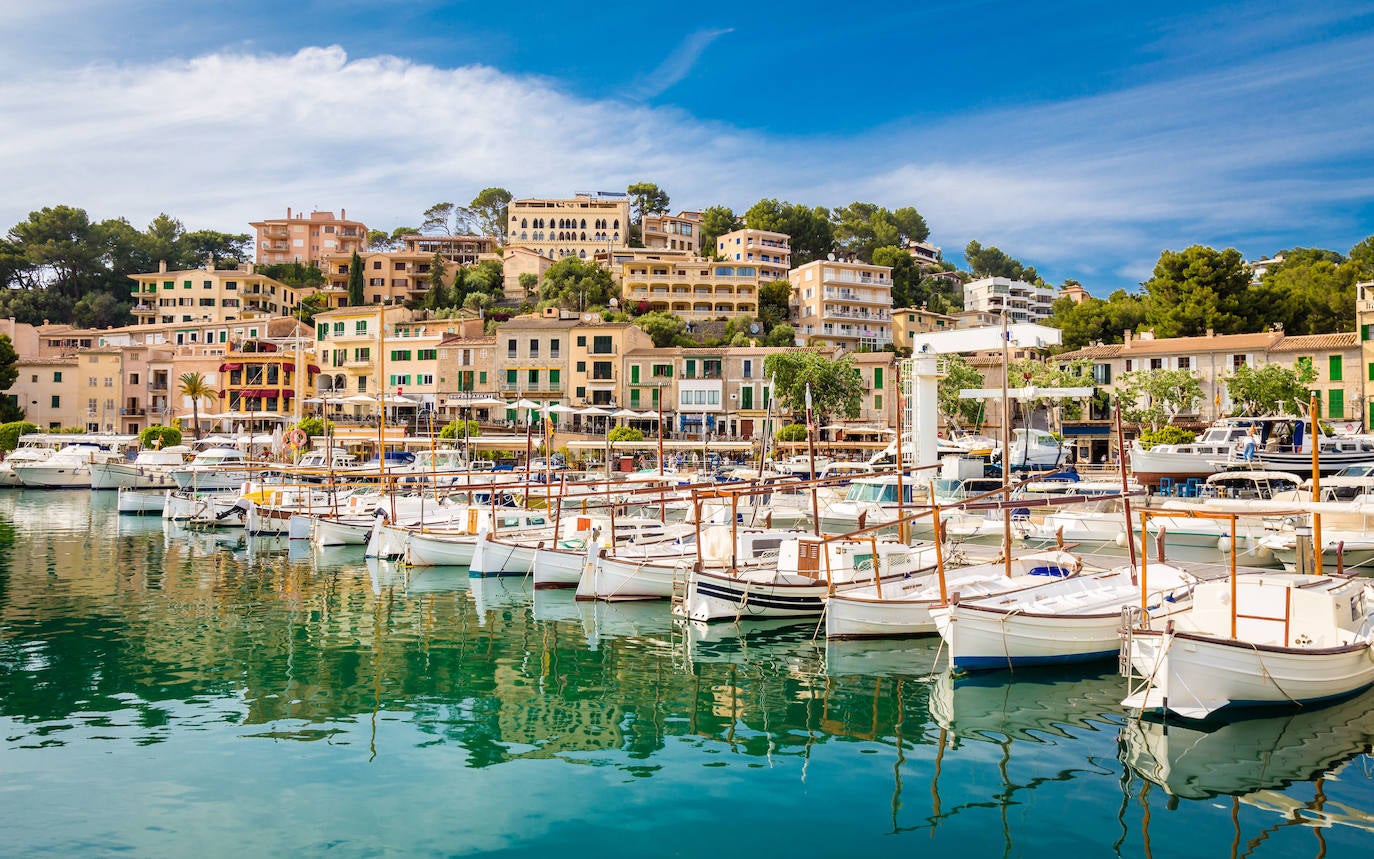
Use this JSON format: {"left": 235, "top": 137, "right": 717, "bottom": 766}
{"left": 132, "top": 305, "right": 156, "bottom": 317}
{"left": 147, "top": 382, "right": 169, "bottom": 393}
{"left": 498, "top": 381, "right": 564, "bottom": 393}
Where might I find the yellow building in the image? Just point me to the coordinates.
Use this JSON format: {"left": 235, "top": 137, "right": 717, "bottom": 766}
{"left": 251, "top": 208, "right": 367, "bottom": 265}
{"left": 613, "top": 250, "right": 766, "bottom": 320}
{"left": 217, "top": 337, "right": 321, "bottom": 422}
{"left": 788, "top": 259, "right": 894, "bottom": 350}
{"left": 312, "top": 304, "right": 412, "bottom": 408}
{"left": 1358, "top": 281, "right": 1374, "bottom": 427}
{"left": 714, "top": 228, "right": 790, "bottom": 276}
{"left": 568, "top": 320, "right": 654, "bottom": 409}
{"left": 891, "top": 306, "right": 960, "bottom": 353}
{"left": 643, "top": 211, "right": 702, "bottom": 253}
{"left": 130, "top": 261, "right": 311, "bottom": 325}
{"left": 320, "top": 235, "right": 501, "bottom": 308}
{"left": 11, "top": 356, "right": 81, "bottom": 430}
{"left": 507, "top": 194, "right": 631, "bottom": 260}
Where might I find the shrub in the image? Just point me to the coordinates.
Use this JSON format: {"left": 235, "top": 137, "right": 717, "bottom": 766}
{"left": 608, "top": 425, "right": 644, "bottom": 442}
{"left": 293, "top": 416, "right": 335, "bottom": 438}
{"left": 439, "top": 419, "right": 482, "bottom": 440}
{"left": 0, "top": 421, "right": 38, "bottom": 451}
{"left": 776, "top": 424, "right": 808, "bottom": 442}
{"left": 139, "top": 425, "right": 183, "bottom": 449}
{"left": 1136, "top": 426, "right": 1196, "bottom": 449}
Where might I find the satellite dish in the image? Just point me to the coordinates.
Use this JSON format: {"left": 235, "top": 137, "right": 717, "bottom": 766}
{"left": 583, "top": 313, "right": 594, "bottom": 322}
{"left": 749, "top": 323, "right": 760, "bottom": 334}
{"left": 609, "top": 297, "right": 619, "bottom": 307}
{"left": 827, "top": 252, "right": 836, "bottom": 261}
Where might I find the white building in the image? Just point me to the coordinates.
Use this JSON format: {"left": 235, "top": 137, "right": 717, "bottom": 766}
{"left": 962, "top": 277, "right": 1056, "bottom": 323}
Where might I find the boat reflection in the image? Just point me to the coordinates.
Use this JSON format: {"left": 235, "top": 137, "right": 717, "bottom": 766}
{"left": 1120, "top": 687, "right": 1374, "bottom": 801}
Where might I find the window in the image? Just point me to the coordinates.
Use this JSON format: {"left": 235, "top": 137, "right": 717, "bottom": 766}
{"left": 1149, "top": 358, "right": 1163, "bottom": 370}
{"left": 1124, "top": 359, "right": 1133, "bottom": 372}
{"left": 549, "top": 369, "right": 560, "bottom": 386}
{"left": 51, "top": 395, "right": 60, "bottom": 408}
{"left": 354, "top": 320, "right": 367, "bottom": 334}
{"left": 873, "top": 367, "right": 884, "bottom": 389}
{"left": 630, "top": 365, "right": 640, "bottom": 384}
{"left": 684, "top": 359, "right": 696, "bottom": 379}
{"left": 576, "top": 336, "right": 586, "bottom": 347}
{"left": 550, "top": 338, "right": 560, "bottom": 358}
{"left": 529, "top": 338, "right": 539, "bottom": 358}
{"left": 1092, "top": 364, "right": 1111, "bottom": 385}
{"left": 741, "top": 386, "right": 753, "bottom": 410}
{"left": 1329, "top": 355, "right": 1343, "bottom": 382}
{"left": 354, "top": 348, "right": 370, "bottom": 362}
{"left": 528, "top": 369, "right": 539, "bottom": 385}
{"left": 1177, "top": 356, "right": 1191, "bottom": 370}
{"left": 742, "top": 359, "right": 753, "bottom": 378}
{"left": 88, "top": 376, "right": 96, "bottom": 387}
{"left": 1232, "top": 354, "right": 1246, "bottom": 370}
{"left": 373, "top": 261, "right": 382, "bottom": 270}
{"left": 479, "top": 371, "right": 487, "bottom": 385}
{"left": 1329, "top": 388, "right": 1344, "bottom": 419}
{"left": 333, "top": 322, "right": 344, "bottom": 334}
{"left": 630, "top": 389, "right": 640, "bottom": 407}
{"left": 592, "top": 335, "right": 613, "bottom": 354}
{"left": 507, "top": 338, "right": 517, "bottom": 358}
{"left": 417, "top": 374, "right": 433, "bottom": 386}
{"left": 592, "top": 361, "right": 612, "bottom": 380}
{"left": 575, "top": 386, "right": 586, "bottom": 399}
{"left": 417, "top": 349, "right": 436, "bottom": 361}
{"left": 505, "top": 369, "right": 517, "bottom": 386}
{"left": 575, "top": 361, "right": 586, "bottom": 372}
{"left": 652, "top": 364, "right": 672, "bottom": 378}
{"left": 53, "top": 371, "right": 62, "bottom": 383}
{"left": 390, "top": 350, "right": 411, "bottom": 361}
{"left": 873, "top": 394, "right": 883, "bottom": 411}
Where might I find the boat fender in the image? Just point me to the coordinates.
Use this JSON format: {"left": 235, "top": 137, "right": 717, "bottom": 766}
{"left": 1217, "top": 536, "right": 1233, "bottom": 554}
{"left": 1114, "top": 532, "right": 1128, "bottom": 548}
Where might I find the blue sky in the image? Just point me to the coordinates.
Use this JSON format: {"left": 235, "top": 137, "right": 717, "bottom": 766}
{"left": 2, "top": 0, "right": 1372, "bottom": 293}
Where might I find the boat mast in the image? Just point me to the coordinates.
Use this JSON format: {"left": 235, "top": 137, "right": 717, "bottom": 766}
{"left": 1000, "top": 310, "right": 1012, "bottom": 578}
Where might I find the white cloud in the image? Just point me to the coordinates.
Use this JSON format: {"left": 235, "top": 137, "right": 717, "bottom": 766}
{"left": 0, "top": 36, "right": 1370, "bottom": 291}
{"left": 630, "top": 28, "right": 734, "bottom": 100}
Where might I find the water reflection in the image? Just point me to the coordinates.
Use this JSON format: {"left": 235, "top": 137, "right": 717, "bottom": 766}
{"left": 1, "top": 491, "right": 1372, "bottom": 858}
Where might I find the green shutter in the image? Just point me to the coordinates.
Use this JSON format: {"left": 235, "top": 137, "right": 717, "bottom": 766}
{"left": 1329, "top": 355, "right": 1343, "bottom": 381}
{"left": 549, "top": 369, "right": 560, "bottom": 384}
{"left": 631, "top": 365, "right": 640, "bottom": 384}
{"left": 1330, "top": 388, "right": 1344, "bottom": 419}
{"left": 874, "top": 368, "right": 883, "bottom": 389}
{"left": 630, "top": 389, "right": 640, "bottom": 407}
{"left": 741, "top": 386, "right": 753, "bottom": 410}
{"left": 506, "top": 369, "right": 516, "bottom": 385}
{"left": 685, "top": 359, "right": 696, "bottom": 378}
{"left": 479, "top": 371, "right": 487, "bottom": 385}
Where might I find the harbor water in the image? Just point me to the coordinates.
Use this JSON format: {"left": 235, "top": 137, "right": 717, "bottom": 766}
{"left": 3, "top": 490, "right": 1373, "bottom": 857}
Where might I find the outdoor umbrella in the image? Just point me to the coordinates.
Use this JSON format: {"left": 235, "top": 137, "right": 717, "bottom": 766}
{"left": 610, "top": 409, "right": 640, "bottom": 419}
{"left": 511, "top": 398, "right": 542, "bottom": 410}
{"left": 575, "top": 406, "right": 610, "bottom": 416}
{"left": 544, "top": 404, "right": 578, "bottom": 414}
{"left": 469, "top": 397, "right": 511, "bottom": 407}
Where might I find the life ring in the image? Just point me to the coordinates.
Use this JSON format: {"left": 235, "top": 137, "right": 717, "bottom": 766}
{"left": 286, "top": 428, "right": 308, "bottom": 447}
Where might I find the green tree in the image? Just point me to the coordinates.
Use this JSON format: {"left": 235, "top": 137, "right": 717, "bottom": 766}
{"left": 872, "top": 245, "right": 917, "bottom": 307}
{"left": 1251, "top": 254, "right": 1356, "bottom": 335}
{"left": 635, "top": 311, "right": 688, "bottom": 347}
{"left": 465, "top": 259, "right": 505, "bottom": 297}
{"left": 757, "top": 279, "right": 791, "bottom": 331}
{"left": 0, "top": 333, "right": 18, "bottom": 392}
{"left": 177, "top": 371, "right": 215, "bottom": 440}
{"left": 347, "top": 250, "right": 364, "bottom": 306}
{"left": 0, "top": 421, "right": 37, "bottom": 451}
{"left": 964, "top": 240, "right": 1038, "bottom": 282}
{"left": 608, "top": 425, "right": 644, "bottom": 443}
{"left": 1115, "top": 368, "right": 1203, "bottom": 429}
{"left": 1349, "top": 235, "right": 1374, "bottom": 278}
{"left": 539, "top": 257, "right": 617, "bottom": 312}
{"left": 366, "top": 229, "right": 393, "bottom": 249}
{"left": 421, "top": 202, "right": 465, "bottom": 235}
{"left": 1225, "top": 363, "right": 1314, "bottom": 416}
{"left": 626, "top": 182, "right": 670, "bottom": 244}
{"left": 775, "top": 424, "right": 808, "bottom": 441}
{"left": 518, "top": 272, "right": 538, "bottom": 302}
{"left": 139, "top": 425, "right": 183, "bottom": 448}
{"left": 426, "top": 253, "right": 450, "bottom": 309}
{"left": 764, "top": 323, "right": 796, "bottom": 347}
{"left": 831, "top": 202, "right": 928, "bottom": 262}
{"left": 1143, "top": 245, "right": 1251, "bottom": 338}
{"left": 1007, "top": 357, "right": 1095, "bottom": 425}
{"left": 1045, "top": 289, "right": 1148, "bottom": 352}
{"left": 1136, "top": 426, "right": 1196, "bottom": 449}
{"left": 293, "top": 293, "right": 327, "bottom": 324}
{"left": 259, "top": 262, "right": 326, "bottom": 290}
{"left": 439, "top": 419, "right": 481, "bottom": 440}
{"left": 699, "top": 205, "right": 741, "bottom": 258}
{"left": 937, "top": 354, "right": 985, "bottom": 430}
{"left": 466, "top": 188, "right": 513, "bottom": 242}
{"left": 763, "top": 350, "right": 863, "bottom": 423}
{"left": 292, "top": 416, "right": 334, "bottom": 438}
{"left": 744, "top": 199, "right": 835, "bottom": 265}
{"left": 463, "top": 292, "right": 492, "bottom": 314}
{"left": 72, "top": 292, "right": 126, "bottom": 328}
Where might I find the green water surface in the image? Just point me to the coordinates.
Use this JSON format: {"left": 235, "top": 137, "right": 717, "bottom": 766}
{"left": 1, "top": 491, "right": 1371, "bottom": 857}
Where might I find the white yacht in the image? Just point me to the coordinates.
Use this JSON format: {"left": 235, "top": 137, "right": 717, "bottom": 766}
{"left": 90, "top": 446, "right": 191, "bottom": 489}
{"left": 169, "top": 447, "right": 256, "bottom": 490}
{"left": 14, "top": 441, "right": 130, "bottom": 488}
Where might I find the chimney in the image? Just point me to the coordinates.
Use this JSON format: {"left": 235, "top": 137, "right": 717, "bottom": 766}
{"left": 341, "top": 208, "right": 346, "bottom": 220}
{"left": 287, "top": 207, "right": 292, "bottom": 219}
{"left": 1206, "top": 328, "right": 1214, "bottom": 337}
{"left": 1123, "top": 329, "right": 1132, "bottom": 344}
{"left": 158, "top": 260, "right": 167, "bottom": 273}
{"left": 247, "top": 262, "right": 255, "bottom": 275}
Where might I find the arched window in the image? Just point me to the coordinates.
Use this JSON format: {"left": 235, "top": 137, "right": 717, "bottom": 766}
{"left": 521, "top": 231, "right": 528, "bottom": 241}
{"left": 579, "top": 250, "right": 586, "bottom": 259}
{"left": 521, "top": 218, "right": 528, "bottom": 229}
{"left": 580, "top": 232, "right": 586, "bottom": 241}
{"left": 613, "top": 219, "right": 620, "bottom": 229}
{"left": 580, "top": 219, "right": 587, "bottom": 229}
{"left": 613, "top": 232, "right": 620, "bottom": 242}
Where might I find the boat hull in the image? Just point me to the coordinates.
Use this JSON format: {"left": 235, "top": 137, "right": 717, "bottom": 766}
{"left": 117, "top": 487, "right": 167, "bottom": 515}
{"left": 933, "top": 604, "right": 1131, "bottom": 670}
{"left": 404, "top": 531, "right": 477, "bottom": 567}
{"left": 678, "top": 569, "right": 828, "bottom": 622}
{"left": 469, "top": 534, "right": 539, "bottom": 578}
{"left": 1124, "top": 629, "right": 1374, "bottom": 719}
{"left": 531, "top": 546, "right": 592, "bottom": 589}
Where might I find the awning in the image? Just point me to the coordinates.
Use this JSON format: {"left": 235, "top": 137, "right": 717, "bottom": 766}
{"left": 237, "top": 388, "right": 278, "bottom": 398}
{"left": 307, "top": 364, "right": 322, "bottom": 374}
{"left": 219, "top": 362, "right": 242, "bottom": 372}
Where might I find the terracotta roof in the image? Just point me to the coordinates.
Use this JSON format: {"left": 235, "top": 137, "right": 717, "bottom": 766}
{"left": 1269, "top": 332, "right": 1358, "bottom": 352}
{"left": 1055, "top": 343, "right": 1123, "bottom": 360}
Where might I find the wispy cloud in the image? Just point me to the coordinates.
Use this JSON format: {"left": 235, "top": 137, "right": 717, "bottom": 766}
{"left": 630, "top": 28, "right": 733, "bottom": 100}
{"left": 0, "top": 31, "right": 1370, "bottom": 293}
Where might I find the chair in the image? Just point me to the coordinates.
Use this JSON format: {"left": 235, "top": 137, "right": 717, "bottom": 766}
{"left": 1158, "top": 477, "right": 1174, "bottom": 497}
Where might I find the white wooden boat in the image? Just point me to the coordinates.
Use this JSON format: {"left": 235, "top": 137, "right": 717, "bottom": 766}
{"left": 116, "top": 486, "right": 168, "bottom": 515}
{"left": 471, "top": 517, "right": 692, "bottom": 578}
{"left": 929, "top": 562, "right": 1196, "bottom": 671}
{"left": 401, "top": 508, "right": 553, "bottom": 567}
{"left": 826, "top": 550, "right": 1082, "bottom": 639}
{"left": 575, "top": 528, "right": 802, "bottom": 601}
{"left": 676, "top": 536, "right": 939, "bottom": 623}
{"left": 1257, "top": 529, "right": 1374, "bottom": 574}
{"left": 1121, "top": 572, "right": 1374, "bottom": 719}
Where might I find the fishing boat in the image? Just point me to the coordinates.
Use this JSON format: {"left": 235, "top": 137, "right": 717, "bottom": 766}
{"left": 1121, "top": 570, "right": 1374, "bottom": 719}
{"left": 929, "top": 561, "right": 1196, "bottom": 671}
{"left": 1128, "top": 421, "right": 1253, "bottom": 487}
{"left": 674, "top": 535, "right": 940, "bottom": 623}
{"left": 116, "top": 486, "right": 168, "bottom": 515}
{"left": 825, "top": 550, "right": 1082, "bottom": 639}
{"left": 400, "top": 508, "right": 552, "bottom": 567}
{"left": 469, "top": 516, "right": 691, "bottom": 578}
{"left": 1258, "top": 529, "right": 1374, "bottom": 573}
{"left": 575, "top": 527, "right": 805, "bottom": 601}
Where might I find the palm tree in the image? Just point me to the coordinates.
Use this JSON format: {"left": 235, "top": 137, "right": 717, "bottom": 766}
{"left": 178, "top": 372, "right": 215, "bottom": 440}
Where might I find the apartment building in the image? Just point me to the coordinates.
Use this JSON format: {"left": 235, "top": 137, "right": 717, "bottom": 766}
{"left": 850, "top": 351, "right": 900, "bottom": 428}
{"left": 251, "top": 208, "right": 367, "bottom": 265}
{"left": 1356, "top": 282, "right": 1374, "bottom": 427}
{"left": 130, "top": 261, "right": 311, "bottom": 325}
{"left": 502, "top": 247, "right": 554, "bottom": 302}
{"left": 507, "top": 195, "right": 631, "bottom": 260}
{"left": 962, "top": 277, "right": 1056, "bottom": 323}
{"left": 217, "top": 338, "right": 322, "bottom": 421}
{"left": 567, "top": 321, "right": 654, "bottom": 409}
{"left": 891, "top": 307, "right": 961, "bottom": 353}
{"left": 313, "top": 304, "right": 412, "bottom": 409}
{"left": 493, "top": 314, "right": 577, "bottom": 412}
{"left": 1267, "top": 333, "right": 1360, "bottom": 423}
{"left": 715, "top": 228, "right": 791, "bottom": 277}
{"left": 439, "top": 335, "right": 497, "bottom": 420}
{"left": 613, "top": 250, "right": 764, "bottom": 320}
{"left": 788, "top": 259, "right": 894, "bottom": 350}
{"left": 11, "top": 356, "right": 80, "bottom": 430}
{"left": 320, "top": 235, "right": 501, "bottom": 309}
{"left": 643, "top": 211, "right": 702, "bottom": 253}
{"left": 905, "top": 240, "right": 942, "bottom": 267}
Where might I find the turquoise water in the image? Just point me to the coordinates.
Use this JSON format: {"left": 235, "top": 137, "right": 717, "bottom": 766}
{"left": 2, "top": 491, "right": 1372, "bottom": 857}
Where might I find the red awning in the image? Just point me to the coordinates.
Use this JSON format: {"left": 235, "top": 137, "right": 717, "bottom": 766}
{"left": 238, "top": 389, "right": 278, "bottom": 398}
{"left": 307, "top": 364, "right": 322, "bottom": 374}
{"left": 219, "top": 362, "right": 242, "bottom": 372}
